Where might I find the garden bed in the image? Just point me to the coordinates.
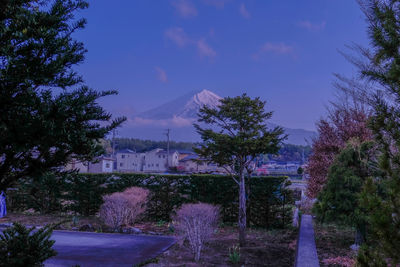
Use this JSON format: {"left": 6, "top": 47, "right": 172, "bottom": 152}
{"left": 1, "top": 213, "right": 297, "bottom": 266}
{"left": 314, "top": 223, "right": 356, "bottom": 267}
{"left": 147, "top": 227, "right": 298, "bottom": 267}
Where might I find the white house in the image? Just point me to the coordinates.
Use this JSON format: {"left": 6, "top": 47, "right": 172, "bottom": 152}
{"left": 65, "top": 158, "right": 88, "bottom": 173}
{"left": 88, "top": 156, "right": 115, "bottom": 173}
{"left": 178, "top": 154, "right": 231, "bottom": 174}
{"left": 143, "top": 149, "right": 179, "bottom": 173}
{"left": 116, "top": 149, "right": 144, "bottom": 173}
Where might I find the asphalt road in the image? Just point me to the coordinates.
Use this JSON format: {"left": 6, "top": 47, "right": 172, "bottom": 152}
{"left": 1, "top": 227, "right": 175, "bottom": 267}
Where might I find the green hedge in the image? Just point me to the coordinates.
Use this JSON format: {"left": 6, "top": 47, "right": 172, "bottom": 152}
{"left": 7, "top": 173, "right": 293, "bottom": 228}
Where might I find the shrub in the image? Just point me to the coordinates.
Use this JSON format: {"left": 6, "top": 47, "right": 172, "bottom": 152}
{"left": 174, "top": 203, "right": 219, "bottom": 262}
{"left": 121, "top": 187, "right": 150, "bottom": 225}
{"left": 99, "top": 187, "right": 149, "bottom": 230}
{"left": 0, "top": 223, "right": 57, "bottom": 267}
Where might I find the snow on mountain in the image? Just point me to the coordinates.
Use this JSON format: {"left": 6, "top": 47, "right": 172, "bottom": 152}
{"left": 139, "top": 89, "right": 221, "bottom": 120}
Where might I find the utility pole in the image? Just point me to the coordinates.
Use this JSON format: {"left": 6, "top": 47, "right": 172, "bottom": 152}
{"left": 112, "top": 129, "right": 118, "bottom": 157}
{"left": 165, "top": 129, "right": 170, "bottom": 170}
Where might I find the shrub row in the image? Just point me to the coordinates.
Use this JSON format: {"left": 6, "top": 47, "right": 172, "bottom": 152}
{"left": 7, "top": 173, "right": 293, "bottom": 228}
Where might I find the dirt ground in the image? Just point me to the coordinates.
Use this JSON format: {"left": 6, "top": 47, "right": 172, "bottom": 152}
{"left": 314, "top": 223, "right": 356, "bottom": 267}
{"left": 148, "top": 227, "right": 298, "bottom": 267}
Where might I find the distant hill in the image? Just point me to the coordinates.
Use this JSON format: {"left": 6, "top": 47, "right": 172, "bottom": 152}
{"left": 119, "top": 89, "right": 317, "bottom": 146}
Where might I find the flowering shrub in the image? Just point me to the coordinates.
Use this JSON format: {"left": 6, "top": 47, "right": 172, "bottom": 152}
{"left": 99, "top": 187, "right": 149, "bottom": 230}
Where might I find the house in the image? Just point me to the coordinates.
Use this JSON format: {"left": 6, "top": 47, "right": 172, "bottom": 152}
{"left": 143, "top": 148, "right": 179, "bottom": 173}
{"left": 178, "top": 154, "right": 231, "bottom": 174}
{"left": 116, "top": 149, "right": 144, "bottom": 173}
{"left": 88, "top": 156, "right": 115, "bottom": 173}
{"left": 65, "top": 158, "right": 88, "bottom": 173}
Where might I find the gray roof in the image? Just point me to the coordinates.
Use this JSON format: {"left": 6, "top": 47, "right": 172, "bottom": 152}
{"left": 117, "top": 149, "right": 135, "bottom": 154}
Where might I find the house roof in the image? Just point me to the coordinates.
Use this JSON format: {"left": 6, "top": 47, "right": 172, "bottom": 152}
{"left": 116, "top": 149, "right": 135, "bottom": 154}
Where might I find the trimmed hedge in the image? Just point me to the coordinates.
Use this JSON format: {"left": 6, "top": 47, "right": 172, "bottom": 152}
{"left": 7, "top": 173, "right": 293, "bottom": 228}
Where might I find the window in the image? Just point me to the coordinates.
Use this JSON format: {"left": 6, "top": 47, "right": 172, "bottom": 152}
{"left": 158, "top": 155, "right": 161, "bottom": 158}
{"left": 120, "top": 163, "right": 123, "bottom": 167}
{"left": 163, "top": 155, "right": 165, "bottom": 158}
{"left": 156, "top": 163, "right": 159, "bottom": 167}
{"left": 105, "top": 163, "right": 110, "bottom": 168}
{"left": 121, "top": 155, "right": 125, "bottom": 159}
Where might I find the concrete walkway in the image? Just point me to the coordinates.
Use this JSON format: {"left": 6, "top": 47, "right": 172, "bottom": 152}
{"left": 295, "top": 215, "right": 320, "bottom": 267}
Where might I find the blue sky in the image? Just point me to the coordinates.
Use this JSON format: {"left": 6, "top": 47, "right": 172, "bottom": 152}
{"left": 74, "top": 0, "right": 369, "bottom": 132}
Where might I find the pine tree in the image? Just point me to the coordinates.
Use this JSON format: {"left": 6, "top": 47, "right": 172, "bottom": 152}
{"left": 0, "top": 222, "right": 58, "bottom": 267}
{"left": 0, "top": 0, "right": 125, "bottom": 190}
{"left": 354, "top": 0, "right": 400, "bottom": 264}
{"left": 194, "top": 94, "right": 285, "bottom": 246}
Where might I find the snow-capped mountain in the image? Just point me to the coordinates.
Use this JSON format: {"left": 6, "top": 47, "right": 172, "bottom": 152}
{"left": 128, "top": 89, "right": 317, "bottom": 145}
{"left": 140, "top": 89, "right": 221, "bottom": 119}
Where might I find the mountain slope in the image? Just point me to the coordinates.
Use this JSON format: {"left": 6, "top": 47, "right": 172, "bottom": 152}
{"left": 140, "top": 89, "right": 221, "bottom": 119}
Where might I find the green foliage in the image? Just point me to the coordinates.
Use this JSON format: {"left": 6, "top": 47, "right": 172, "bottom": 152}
{"left": 8, "top": 173, "right": 293, "bottom": 229}
{"left": 267, "top": 144, "right": 311, "bottom": 163}
{"left": 194, "top": 94, "right": 286, "bottom": 245}
{"left": 352, "top": 1, "right": 400, "bottom": 264}
{"left": 313, "top": 141, "right": 377, "bottom": 227}
{"left": 0, "top": 223, "right": 57, "bottom": 267}
{"left": 194, "top": 94, "right": 285, "bottom": 169}
{"left": 228, "top": 244, "right": 241, "bottom": 264}
{"left": 0, "top": 0, "right": 125, "bottom": 191}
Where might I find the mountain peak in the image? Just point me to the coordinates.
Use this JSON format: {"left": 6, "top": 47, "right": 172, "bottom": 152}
{"left": 139, "top": 89, "right": 222, "bottom": 120}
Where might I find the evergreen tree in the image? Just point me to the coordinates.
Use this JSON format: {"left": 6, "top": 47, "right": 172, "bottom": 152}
{"left": 354, "top": 0, "right": 400, "bottom": 264}
{"left": 314, "top": 140, "right": 378, "bottom": 244}
{"left": 0, "top": 223, "right": 57, "bottom": 267}
{"left": 0, "top": 0, "right": 125, "bottom": 190}
{"left": 194, "top": 94, "right": 285, "bottom": 246}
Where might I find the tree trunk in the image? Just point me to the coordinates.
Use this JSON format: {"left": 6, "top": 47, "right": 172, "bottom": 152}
{"left": 239, "top": 171, "right": 247, "bottom": 247}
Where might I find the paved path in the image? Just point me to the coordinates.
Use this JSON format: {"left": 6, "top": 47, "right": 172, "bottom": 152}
{"left": 43, "top": 230, "right": 175, "bottom": 267}
{"left": 295, "top": 215, "right": 320, "bottom": 267}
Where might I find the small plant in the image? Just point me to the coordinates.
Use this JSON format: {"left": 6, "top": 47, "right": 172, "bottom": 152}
{"left": 228, "top": 244, "right": 240, "bottom": 264}
{"left": 0, "top": 222, "right": 57, "bottom": 267}
{"left": 174, "top": 203, "right": 219, "bottom": 262}
{"left": 156, "top": 220, "right": 166, "bottom": 227}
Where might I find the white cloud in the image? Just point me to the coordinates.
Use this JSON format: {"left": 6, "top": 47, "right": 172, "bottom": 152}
{"left": 165, "top": 27, "right": 217, "bottom": 60}
{"left": 252, "top": 42, "right": 294, "bottom": 60}
{"left": 165, "top": 27, "right": 190, "bottom": 47}
{"left": 239, "top": 3, "right": 251, "bottom": 19}
{"left": 155, "top": 67, "right": 168, "bottom": 83}
{"left": 171, "top": 0, "right": 197, "bottom": 18}
{"left": 298, "top": 20, "right": 326, "bottom": 31}
{"left": 197, "top": 39, "right": 217, "bottom": 59}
